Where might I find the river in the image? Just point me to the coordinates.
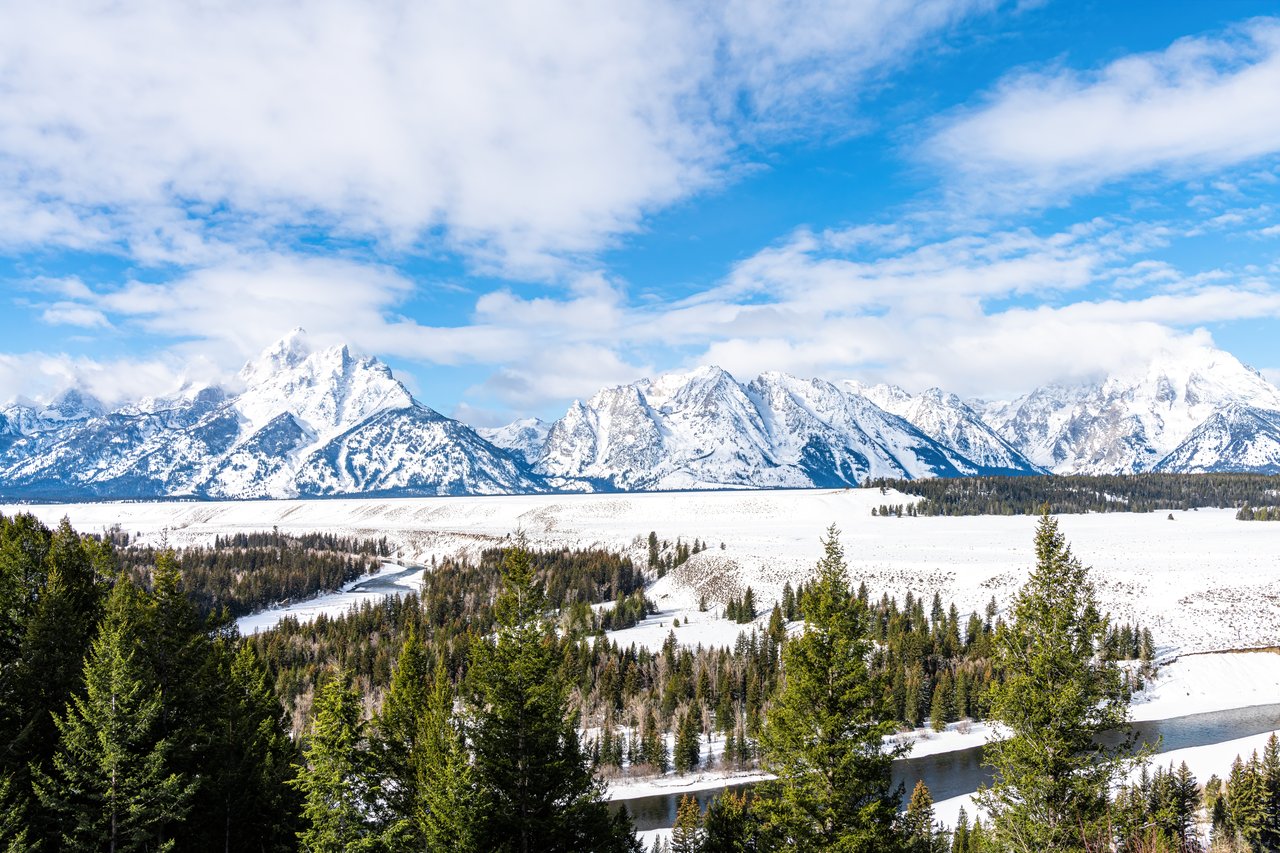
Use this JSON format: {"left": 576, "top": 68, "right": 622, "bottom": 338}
{"left": 235, "top": 563, "right": 424, "bottom": 635}
{"left": 614, "top": 703, "right": 1280, "bottom": 832}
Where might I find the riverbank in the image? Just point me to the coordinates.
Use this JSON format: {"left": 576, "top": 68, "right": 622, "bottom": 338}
{"left": 610, "top": 650, "right": 1280, "bottom": 830}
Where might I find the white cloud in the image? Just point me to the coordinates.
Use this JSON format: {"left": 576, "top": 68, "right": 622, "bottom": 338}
{"left": 14, "top": 213, "right": 1280, "bottom": 415}
{"left": 40, "top": 303, "right": 111, "bottom": 329}
{"left": 0, "top": 351, "right": 221, "bottom": 409}
{"left": 0, "top": 0, "right": 1000, "bottom": 274}
{"left": 928, "top": 17, "right": 1280, "bottom": 207}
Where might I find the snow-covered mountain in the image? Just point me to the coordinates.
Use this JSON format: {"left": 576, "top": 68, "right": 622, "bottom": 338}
{"left": 849, "top": 382, "right": 1044, "bottom": 476}
{"left": 0, "top": 330, "right": 540, "bottom": 500}
{"left": 1154, "top": 404, "right": 1280, "bottom": 474}
{"left": 478, "top": 418, "right": 551, "bottom": 466}
{"left": 981, "top": 345, "right": 1280, "bottom": 474}
{"left": 525, "top": 366, "right": 1038, "bottom": 491}
{"left": 4, "top": 336, "right": 1278, "bottom": 501}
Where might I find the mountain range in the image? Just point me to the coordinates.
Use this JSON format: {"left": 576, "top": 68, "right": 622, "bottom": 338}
{"left": 2, "top": 330, "right": 1279, "bottom": 500}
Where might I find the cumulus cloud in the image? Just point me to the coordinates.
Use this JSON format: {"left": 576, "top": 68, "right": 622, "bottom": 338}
{"left": 927, "top": 17, "right": 1280, "bottom": 207}
{"left": 0, "top": 0, "right": 1001, "bottom": 275}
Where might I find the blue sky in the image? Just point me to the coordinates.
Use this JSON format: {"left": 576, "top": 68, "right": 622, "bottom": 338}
{"left": 2, "top": 0, "right": 1280, "bottom": 425}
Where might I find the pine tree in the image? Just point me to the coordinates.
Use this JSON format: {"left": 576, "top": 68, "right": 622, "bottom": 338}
{"left": 145, "top": 550, "right": 229, "bottom": 849}
{"left": 672, "top": 793, "right": 704, "bottom": 853}
{"left": 675, "top": 708, "right": 701, "bottom": 775}
{"left": 209, "top": 642, "right": 299, "bottom": 852}
{"left": 1228, "top": 753, "right": 1268, "bottom": 847}
{"left": 758, "top": 525, "right": 904, "bottom": 851}
{"left": 33, "top": 579, "right": 195, "bottom": 852}
{"left": 373, "top": 628, "right": 433, "bottom": 850}
{"left": 976, "top": 510, "right": 1143, "bottom": 852}
{"left": 3, "top": 518, "right": 105, "bottom": 845}
{"left": 901, "top": 780, "right": 941, "bottom": 853}
{"left": 420, "top": 655, "right": 480, "bottom": 851}
{"left": 469, "top": 543, "right": 638, "bottom": 853}
{"left": 702, "top": 789, "right": 759, "bottom": 853}
{"left": 951, "top": 806, "right": 970, "bottom": 853}
{"left": 1263, "top": 732, "right": 1280, "bottom": 848}
{"left": 291, "top": 670, "right": 381, "bottom": 852}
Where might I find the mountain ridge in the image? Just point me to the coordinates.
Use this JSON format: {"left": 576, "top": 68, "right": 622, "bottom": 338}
{"left": 2, "top": 334, "right": 1278, "bottom": 500}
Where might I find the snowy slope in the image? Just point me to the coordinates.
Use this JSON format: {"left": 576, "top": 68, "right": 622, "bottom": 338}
{"left": 982, "top": 346, "right": 1280, "bottom": 474}
{"left": 848, "top": 382, "right": 1042, "bottom": 476}
{"left": 478, "top": 417, "right": 551, "bottom": 465}
{"left": 1154, "top": 404, "right": 1280, "bottom": 474}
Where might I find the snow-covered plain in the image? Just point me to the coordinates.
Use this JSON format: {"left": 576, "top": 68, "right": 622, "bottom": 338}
{"left": 5, "top": 488, "right": 1279, "bottom": 653}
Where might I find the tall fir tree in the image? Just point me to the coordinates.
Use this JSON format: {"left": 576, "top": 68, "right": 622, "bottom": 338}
{"left": 701, "top": 790, "right": 760, "bottom": 853}
{"left": 901, "top": 780, "right": 941, "bottom": 853}
{"left": 206, "top": 642, "right": 299, "bottom": 852}
{"left": 291, "top": 670, "right": 381, "bottom": 852}
{"left": 469, "top": 542, "right": 639, "bottom": 853}
{"left": 2, "top": 518, "right": 106, "bottom": 845}
{"left": 32, "top": 578, "right": 194, "bottom": 852}
{"left": 419, "top": 654, "right": 480, "bottom": 851}
{"left": 976, "top": 510, "right": 1142, "bottom": 852}
{"left": 373, "top": 627, "right": 433, "bottom": 851}
{"left": 758, "top": 525, "right": 904, "bottom": 851}
{"left": 671, "top": 793, "right": 704, "bottom": 853}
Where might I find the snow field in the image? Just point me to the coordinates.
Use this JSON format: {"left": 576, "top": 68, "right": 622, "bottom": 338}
{"left": 11, "top": 489, "right": 1278, "bottom": 655}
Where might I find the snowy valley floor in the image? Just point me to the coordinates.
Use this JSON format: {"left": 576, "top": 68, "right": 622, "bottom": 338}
{"left": 7, "top": 489, "right": 1280, "bottom": 827}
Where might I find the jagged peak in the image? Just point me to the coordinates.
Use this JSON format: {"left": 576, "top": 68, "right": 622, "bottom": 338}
{"left": 238, "top": 328, "right": 313, "bottom": 387}
{"left": 42, "top": 388, "right": 106, "bottom": 420}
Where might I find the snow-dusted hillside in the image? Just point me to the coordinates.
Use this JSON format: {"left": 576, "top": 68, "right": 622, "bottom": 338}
{"left": 982, "top": 345, "right": 1280, "bottom": 474}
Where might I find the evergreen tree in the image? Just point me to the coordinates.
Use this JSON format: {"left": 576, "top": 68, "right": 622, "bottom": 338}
{"left": 291, "top": 670, "right": 381, "bottom": 852}
{"left": 1228, "top": 753, "right": 1267, "bottom": 848}
{"left": 702, "top": 790, "right": 759, "bottom": 853}
{"left": 33, "top": 579, "right": 194, "bottom": 852}
{"left": 3, "top": 518, "right": 106, "bottom": 845}
{"left": 373, "top": 627, "right": 433, "bottom": 850}
{"left": 420, "top": 655, "right": 480, "bottom": 851}
{"left": 470, "top": 543, "right": 639, "bottom": 853}
{"left": 976, "top": 510, "right": 1143, "bottom": 852}
{"left": 758, "top": 525, "right": 904, "bottom": 851}
{"left": 1263, "top": 733, "right": 1280, "bottom": 848}
{"left": 675, "top": 708, "right": 701, "bottom": 775}
{"left": 901, "top": 780, "right": 941, "bottom": 853}
{"left": 950, "top": 806, "right": 970, "bottom": 853}
{"left": 209, "top": 642, "right": 299, "bottom": 852}
{"left": 672, "top": 793, "right": 704, "bottom": 853}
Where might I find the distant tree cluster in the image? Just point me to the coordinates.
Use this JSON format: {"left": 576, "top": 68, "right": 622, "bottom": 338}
{"left": 647, "top": 531, "right": 708, "bottom": 577}
{"left": 865, "top": 472, "right": 1280, "bottom": 516}
{"left": 115, "top": 530, "right": 388, "bottom": 617}
{"left": 725, "top": 586, "right": 758, "bottom": 623}
{"left": 1237, "top": 503, "right": 1280, "bottom": 521}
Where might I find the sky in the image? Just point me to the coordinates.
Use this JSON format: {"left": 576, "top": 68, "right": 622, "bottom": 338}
{"left": 3, "top": 0, "right": 1280, "bottom": 426}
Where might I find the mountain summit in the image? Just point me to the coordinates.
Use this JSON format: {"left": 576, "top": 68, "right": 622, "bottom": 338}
{"left": 0, "top": 333, "right": 538, "bottom": 500}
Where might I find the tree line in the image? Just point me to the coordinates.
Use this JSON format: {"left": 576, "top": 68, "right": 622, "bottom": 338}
{"left": 865, "top": 472, "right": 1280, "bottom": 516}
{"left": 115, "top": 530, "right": 389, "bottom": 617}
